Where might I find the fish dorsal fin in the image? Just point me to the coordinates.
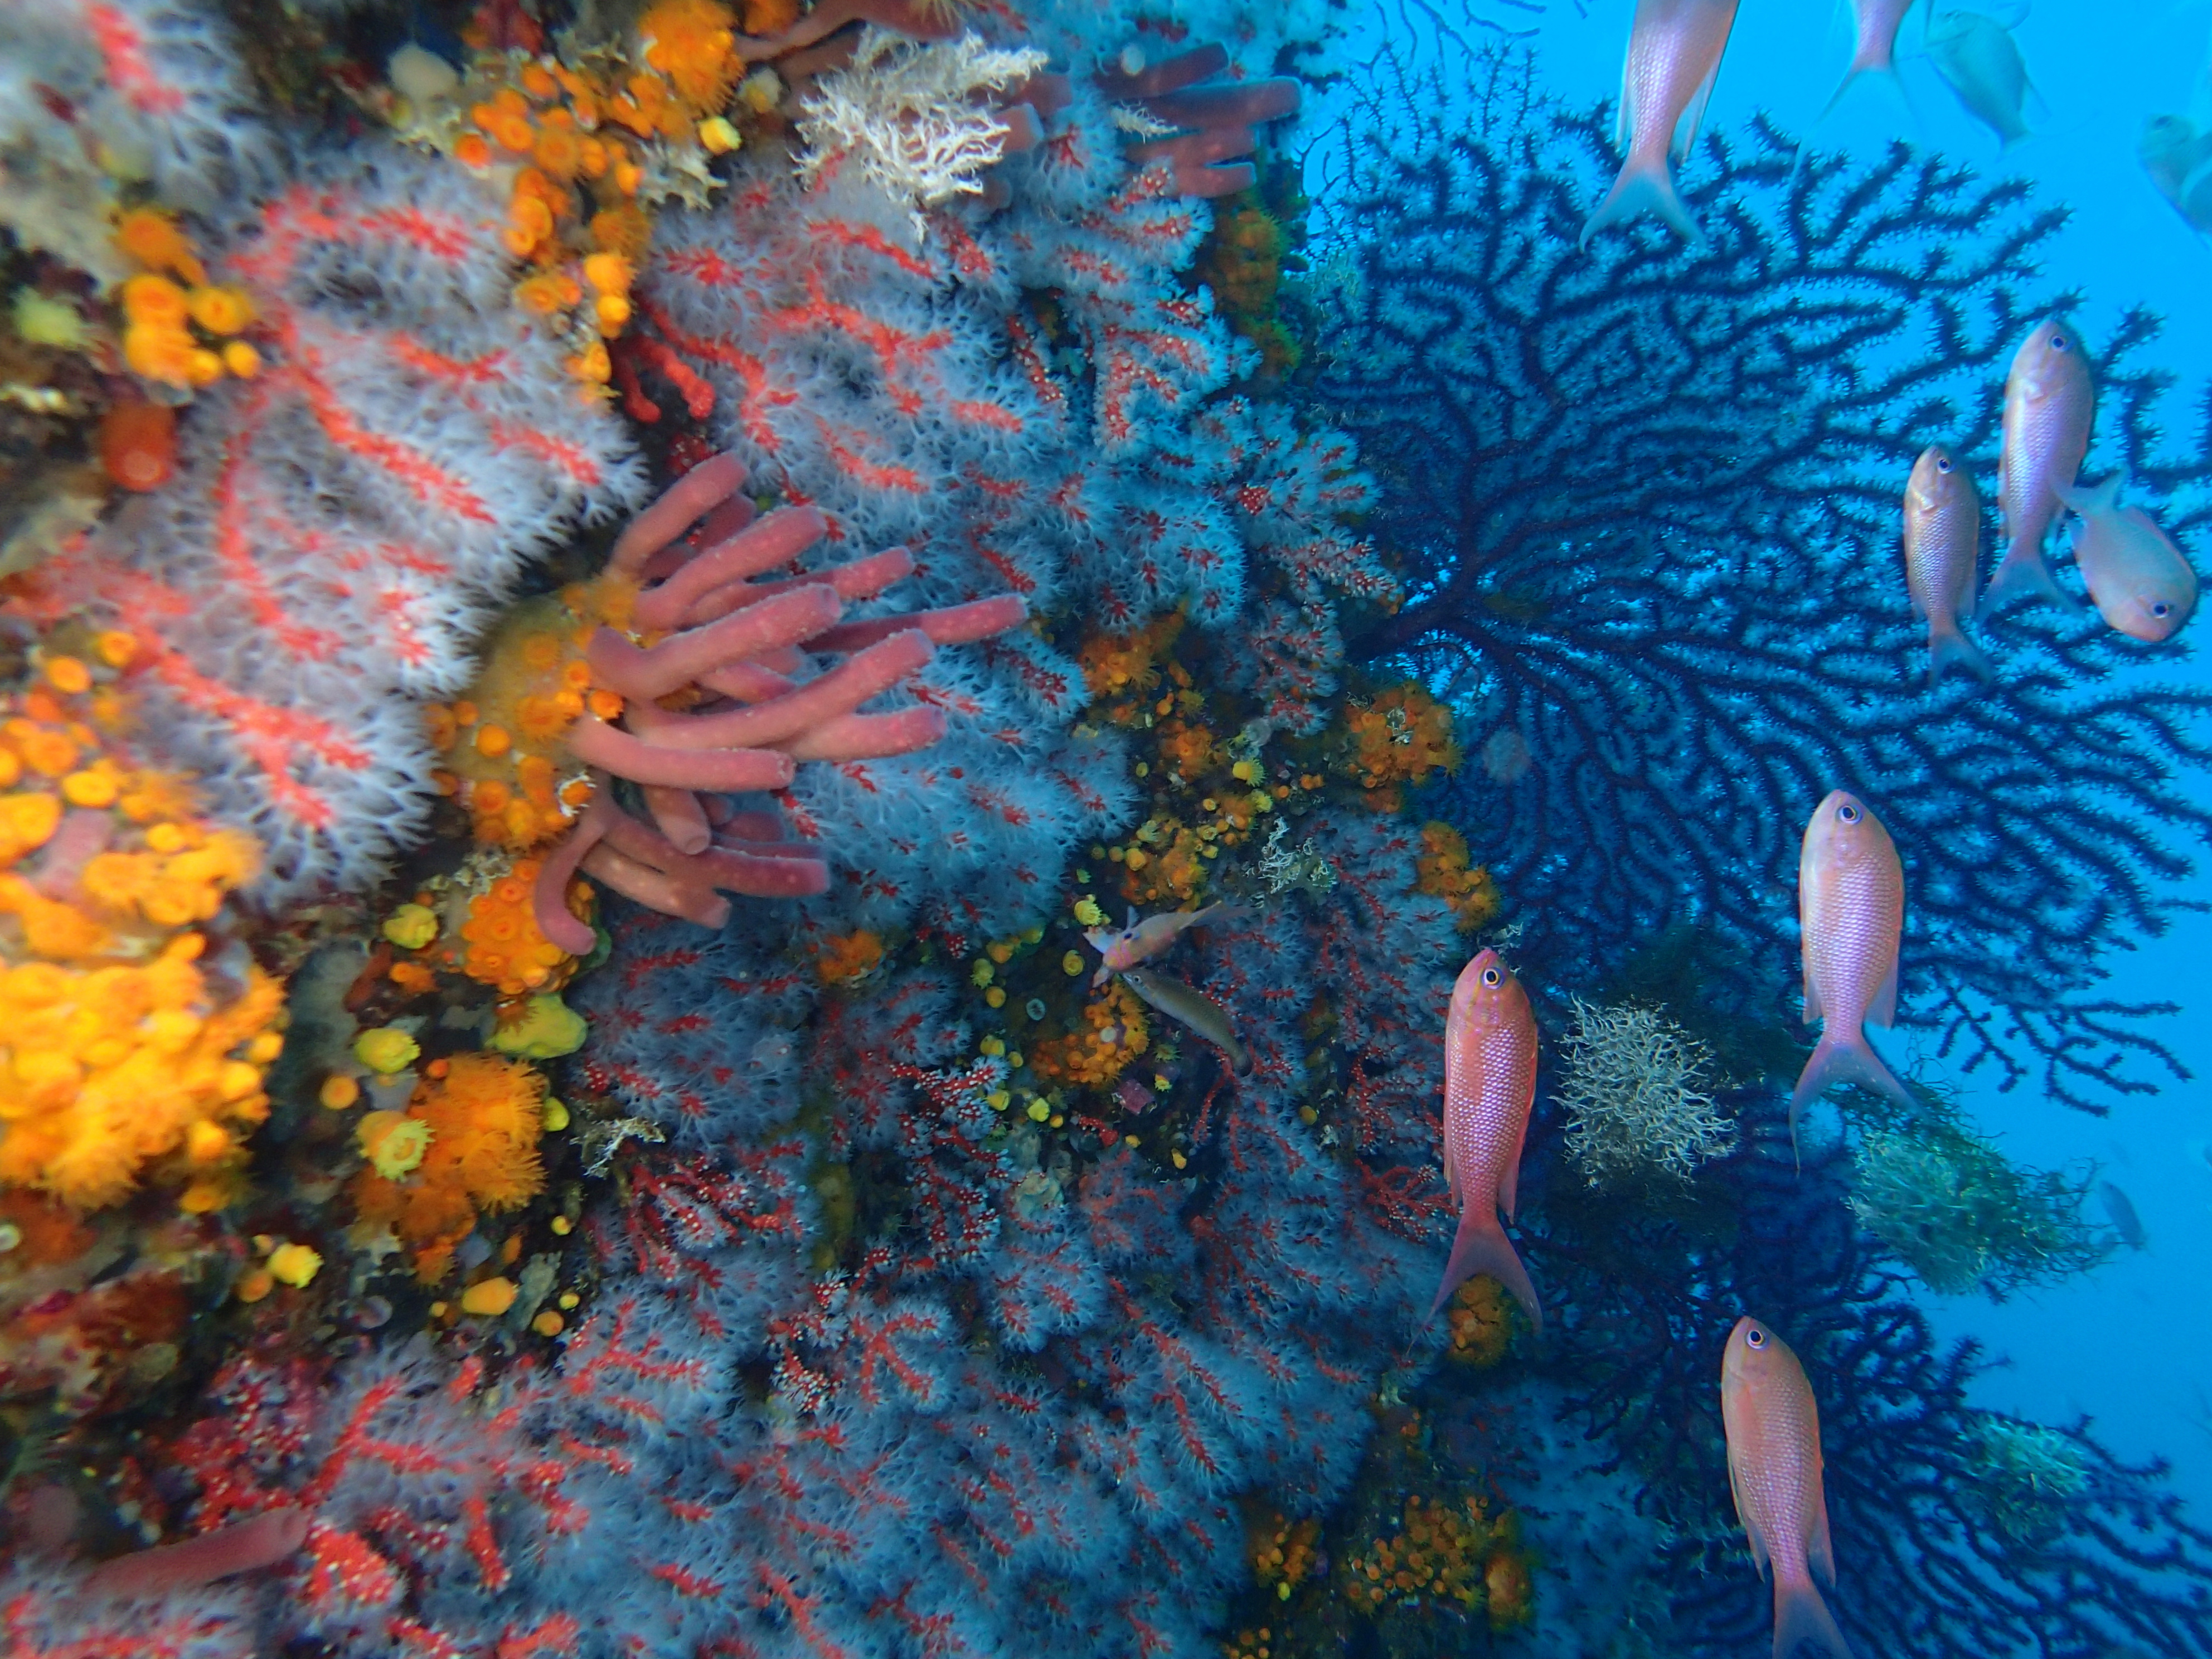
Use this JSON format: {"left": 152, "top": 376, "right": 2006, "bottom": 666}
{"left": 1809, "top": 1487, "right": 1837, "bottom": 1588}
{"left": 2054, "top": 472, "right": 2124, "bottom": 518}
{"left": 1869, "top": 955, "right": 1899, "bottom": 1029}
{"left": 1672, "top": 37, "right": 1730, "bottom": 163}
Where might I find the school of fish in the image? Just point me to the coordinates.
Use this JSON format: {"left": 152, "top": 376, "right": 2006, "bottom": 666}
{"left": 1548, "top": 7, "right": 2200, "bottom": 1656}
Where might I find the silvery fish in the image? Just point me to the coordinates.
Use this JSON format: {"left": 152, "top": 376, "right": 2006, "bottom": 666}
{"left": 2054, "top": 476, "right": 2199, "bottom": 643}
{"left": 1926, "top": 9, "right": 2032, "bottom": 150}
{"left": 1901, "top": 445, "right": 1993, "bottom": 683}
{"left": 1985, "top": 319, "right": 2093, "bottom": 613}
{"left": 2141, "top": 114, "right": 2212, "bottom": 236}
{"left": 1792, "top": 790, "right": 1913, "bottom": 1159}
{"left": 2098, "top": 1180, "right": 2146, "bottom": 1251}
{"left": 1118, "top": 968, "right": 1250, "bottom": 1074}
{"left": 1581, "top": 0, "right": 1742, "bottom": 248}
{"left": 1722, "top": 1317, "right": 1856, "bottom": 1659}
{"left": 1430, "top": 949, "right": 1541, "bottom": 1329}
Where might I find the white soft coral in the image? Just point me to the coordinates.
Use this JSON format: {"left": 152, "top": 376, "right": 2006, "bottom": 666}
{"left": 795, "top": 27, "right": 1049, "bottom": 229}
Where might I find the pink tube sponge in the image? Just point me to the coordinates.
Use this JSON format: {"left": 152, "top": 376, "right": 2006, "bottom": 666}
{"left": 485, "top": 457, "right": 1025, "bottom": 949}
{"left": 1095, "top": 44, "right": 1303, "bottom": 200}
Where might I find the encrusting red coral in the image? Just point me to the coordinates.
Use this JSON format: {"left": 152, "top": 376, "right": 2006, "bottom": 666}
{"left": 435, "top": 454, "right": 1026, "bottom": 947}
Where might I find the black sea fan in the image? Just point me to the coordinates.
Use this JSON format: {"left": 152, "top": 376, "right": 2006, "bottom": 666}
{"left": 1538, "top": 1097, "right": 2212, "bottom": 1659}
{"left": 1303, "top": 14, "right": 2212, "bottom": 1113}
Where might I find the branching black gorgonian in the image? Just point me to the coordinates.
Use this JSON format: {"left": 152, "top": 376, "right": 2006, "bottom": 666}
{"left": 1531, "top": 1100, "right": 2212, "bottom": 1659}
{"left": 1302, "top": 20, "right": 2212, "bottom": 1113}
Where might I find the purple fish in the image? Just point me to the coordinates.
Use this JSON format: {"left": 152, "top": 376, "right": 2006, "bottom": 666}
{"left": 1901, "top": 445, "right": 1993, "bottom": 683}
{"left": 1985, "top": 319, "right": 2094, "bottom": 612}
{"left": 1429, "top": 950, "right": 1541, "bottom": 1328}
{"left": 1819, "top": 0, "right": 1917, "bottom": 118}
{"left": 1582, "top": 0, "right": 1743, "bottom": 248}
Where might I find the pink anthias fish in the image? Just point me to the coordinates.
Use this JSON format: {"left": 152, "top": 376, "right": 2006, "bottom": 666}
{"left": 1901, "top": 444, "right": 1994, "bottom": 683}
{"left": 1721, "top": 1317, "right": 1856, "bottom": 1659}
{"left": 1984, "top": 319, "right": 2095, "bottom": 613}
{"left": 1429, "top": 949, "right": 1541, "bottom": 1330}
{"left": 1792, "top": 789, "right": 1913, "bottom": 1160}
{"left": 1085, "top": 903, "right": 1235, "bottom": 988}
{"left": 1581, "top": 0, "right": 1742, "bottom": 248}
{"left": 1817, "top": 0, "right": 1917, "bottom": 119}
{"left": 2055, "top": 474, "right": 2200, "bottom": 643}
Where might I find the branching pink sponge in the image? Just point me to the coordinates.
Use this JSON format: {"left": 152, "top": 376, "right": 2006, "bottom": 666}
{"left": 9, "top": 143, "right": 644, "bottom": 901}
{"left": 494, "top": 454, "right": 1027, "bottom": 950}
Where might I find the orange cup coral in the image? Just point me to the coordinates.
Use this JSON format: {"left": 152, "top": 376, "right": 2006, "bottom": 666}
{"left": 0, "top": 667, "right": 282, "bottom": 1211}
{"left": 350, "top": 1052, "right": 547, "bottom": 1280}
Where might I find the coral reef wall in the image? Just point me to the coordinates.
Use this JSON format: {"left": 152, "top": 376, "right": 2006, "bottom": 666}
{"left": 8, "top": 4, "right": 2212, "bottom": 1659}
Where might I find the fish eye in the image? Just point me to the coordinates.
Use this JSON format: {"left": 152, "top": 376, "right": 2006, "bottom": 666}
{"left": 1747, "top": 1327, "right": 1767, "bottom": 1348}
{"left": 2153, "top": 602, "right": 2172, "bottom": 618}
{"left": 1934, "top": 455, "right": 1953, "bottom": 473}
{"left": 1481, "top": 966, "right": 1502, "bottom": 987}
{"left": 1836, "top": 802, "right": 1861, "bottom": 824}
{"left": 2051, "top": 333, "right": 2068, "bottom": 351}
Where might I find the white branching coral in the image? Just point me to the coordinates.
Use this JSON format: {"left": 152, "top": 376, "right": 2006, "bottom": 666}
{"left": 1558, "top": 999, "right": 1734, "bottom": 1187}
{"left": 795, "top": 27, "right": 1048, "bottom": 225}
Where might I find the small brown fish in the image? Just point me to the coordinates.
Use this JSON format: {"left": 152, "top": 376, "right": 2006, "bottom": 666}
{"left": 1721, "top": 1317, "right": 1856, "bottom": 1659}
{"left": 1429, "top": 950, "right": 1540, "bottom": 1328}
{"left": 1985, "top": 319, "right": 2093, "bottom": 613}
{"left": 1792, "top": 790, "right": 1913, "bottom": 1158}
{"left": 1087, "top": 903, "right": 1235, "bottom": 988}
{"left": 1901, "top": 445, "right": 1993, "bottom": 683}
{"left": 1581, "top": 0, "right": 1743, "bottom": 248}
{"left": 2054, "top": 475, "right": 2199, "bottom": 643}
{"left": 1118, "top": 967, "right": 1249, "bottom": 1074}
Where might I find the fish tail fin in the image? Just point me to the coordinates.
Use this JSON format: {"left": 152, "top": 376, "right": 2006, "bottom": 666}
{"left": 1428, "top": 1207, "right": 1542, "bottom": 1333}
{"left": 1982, "top": 544, "right": 2084, "bottom": 613}
{"left": 1580, "top": 152, "right": 1701, "bottom": 249}
{"left": 1773, "top": 1575, "right": 1855, "bottom": 1659}
{"left": 1790, "top": 1033, "right": 1913, "bottom": 1166}
{"left": 1928, "top": 623, "right": 1995, "bottom": 685}
{"left": 1818, "top": 60, "right": 1904, "bottom": 124}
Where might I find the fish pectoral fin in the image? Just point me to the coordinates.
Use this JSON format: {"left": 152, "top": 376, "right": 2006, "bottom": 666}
{"left": 1810, "top": 1489, "right": 1837, "bottom": 1589}
{"left": 1671, "top": 46, "right": 1728, "bottom": 163}
{"left": 1870, "top": 957, "right": 1899, "bottom": 1029}
{"left": 1497, "top": 1097, "right": 1534, "bottom": 1222}
{"left": 1613, "top": 31, "right": 1639, "bottom": 150}
{"left": 1727, "top": 1451, "right": 1770, "bottom": 1577}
